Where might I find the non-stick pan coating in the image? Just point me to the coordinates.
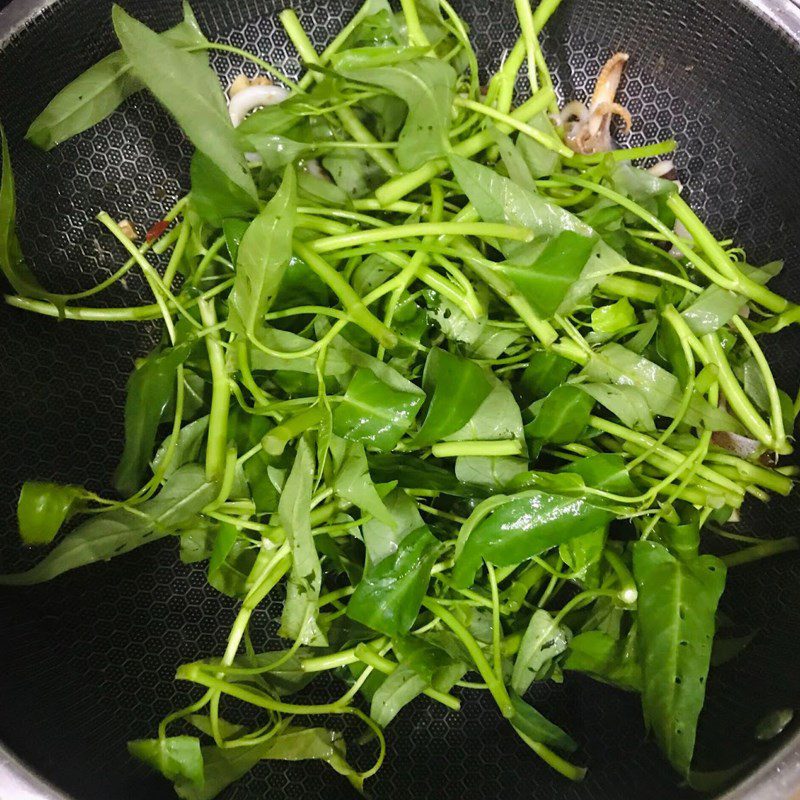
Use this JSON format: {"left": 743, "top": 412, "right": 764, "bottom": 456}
{"left": 0, "top": 1, "right": 799, "bottom": 798}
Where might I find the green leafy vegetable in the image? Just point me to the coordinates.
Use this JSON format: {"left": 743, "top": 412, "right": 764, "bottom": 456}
{"left": 115, "top": 342, "right": 192, "bottom": 496}
{"left": 129, "top": 736, "right": 204, "bottom": 790}
{"left": 339, "top": 58, "right": 456, "bottom": 170}
{"left": 333, "top": 367, "right": 425, "bottom": 451}
{"left": 347, "top": 524, "right": 441, "bottom": 636}
{"left": 26, "top": 2, "right": 208, "bottom": 150}
{"left": 4, "top": 0, "right": 797, "bottom": 792}
{"left": 17, "top": 482, "right": 85, "bottom": 545}
{"left": 453, "top": 487, "right": 618, "bottom": 588}
{"left": 633, "top": 541, "right": 727, "bottom": 776}
{"left": 227, "top": 166, "right": 296, "bottom": 335}
{"left": 279, "top": 438, "right": 326, "bottom": 645}
{"left": 525, "top": 384, "right": 595, "bottom": 445}
{"left": 413, "top": 348, "right": 493, "bottom": 448}
{"left": 0, "top": 465, "right": 217, "bottom": 585}
{"left": 113, "top": 5, "right": 256, "bottom": 201}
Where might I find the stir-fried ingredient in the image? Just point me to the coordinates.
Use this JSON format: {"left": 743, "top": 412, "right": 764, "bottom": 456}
{"left": 1, "top": 0, "right": 798, "bottom": 796}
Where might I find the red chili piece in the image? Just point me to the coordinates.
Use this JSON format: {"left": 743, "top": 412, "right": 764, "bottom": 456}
{"left": 146, "top": 219, "right": 170, "bottom": 243}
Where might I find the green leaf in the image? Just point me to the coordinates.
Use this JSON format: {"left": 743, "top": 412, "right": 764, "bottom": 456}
{"left": 330, "top": 436, "right": 395, "bottom": 527}
{"left": 453, "top": 488, "right": 616, "bottom": 588}
{"left": 498, "top": 231, "right": 598, "bottom": 319}
{"left": 559, "top": 528, "right": 607, "bottom": 588}
{"left": 564, "top": 629, "right": 641, "bottom": 692}
{"left": 494, "top": 128, "right": 536, "bottom": 191}
{"left": 592, "top": 297, "right": 636, "bottom": 334}
{"left": 454, "top": 455, "right": 527, "bottom": 491}
{"left": 582, "top": 343, "right": 739, "bottom": 431}
{"left": 516, "top": 113, "right": 562, "bottom": 178}
{"left": 369, "top": 634, "right": 466, "bottom": 726}
{"left": 445, "top": 377, "right": 525, "bottom": 443}
{"left": 17, "top": 482, "right": 85, "bottom": 545}
{"left": 333, "top": 367, "right": 424, "bottom": 452}
{"left": 511, "top": 609, "right": 570, "bottom": 694}
{"left": 26, "top": 2, "right": 208, "bottom": 150}
{"left": 129, "top": 736, "right": 204, "bottom": 789}
{"left": 450, "top": 155, "right": 630, "bottom": 311}
{"left": 509, "top": 692, "right": 578, "bottom": 754}
{"left": 361, "top": 488, "right": 424, "bottom": 566}
{"left": 206, "top": 536, "right": 257, "bottom": 599}
{"left": 517, "top": 351, "right": 575, "bottom": 406}
{"left": 653, "top": 505, "right": 700, "bottom": 561}
{"left": 369, "top": 663, "right": 428, "bottom": 727}
{"left": 153, "top": 416, "right": 210, "bottom": 481}
{"left": 681, "top": 262, "right": 781, "bottom": 336}
{"left": 367, "top": 453, "right": 479, "bottom": 497}
{"left": 239, "top": 133, "right": 311, "bottom": 172}
{"left": 633, "top": 541, "right": 727, "bottom": 777}
{"left": 189, "top": 152, "right": 257, "bottom": 227}
{"left": 347, "top": 525, "right": 441, "bottom": 637}
{"left": 222, "top": 218, "right": 249, "bottom": 263}
{"left": 562, "top": 452, "right": 638, "bottom": 496}
{"left": 321, "top": 147, "right": 388, "bottom": 199}
{"left": 0, "top": 123, "right": 46, "bottom": 296}
{"left": 112, "top": 5, "right": 256, "bottom": 202}
{"left": 176, "top": 724, "right": 361, "bottom": 799}
{"left": 227, "top": 166, "right": 297, "bottom": 336}
{"left": 339, "top": 58, "right": 456, "bottom": 170}
{"left": 115, "top": 342, "right": 192, "bottom": 497}
{"left": 0, "top": 465, "right": 217, "bottom": 586}
{"left": 207, "top": 522, "right": 239, "bottom": 578}
{"left": 191, "top": 648, "right": 317, "bottom": 696}
{"left": 525, "top": 384, "right": 595, "bottom": 445}
{"left": 578, "top": 383, "right": 655, "bottom": 432}
{"left": 413, "top": 348, "right": 493, "bottom": 448}
{"left": 279, "top": 438, "right": 326, "bottom": 646}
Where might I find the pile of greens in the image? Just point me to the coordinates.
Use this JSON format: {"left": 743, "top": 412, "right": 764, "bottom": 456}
{"left": 2, "top": 0, "right": 799, "bottom": 796}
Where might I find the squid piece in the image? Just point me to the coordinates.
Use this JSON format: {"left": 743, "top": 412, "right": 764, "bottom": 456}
{"left": 561, "top": 52, "right": 632, "bottom": 154}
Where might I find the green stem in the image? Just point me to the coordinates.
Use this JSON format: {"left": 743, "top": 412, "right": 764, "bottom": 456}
{"left": 597, "top": 275, "right": 660, "bottom": 303}
{"left": 375, "top": 87, "right": 554, "bottom": 206}
{"left": 667, "top": 195, "right": 794, "bottom": 315}
{"left": 262, "top": 407, "right": 324, "bottom": 456}
{"left": 354, "top": 644, "right": 461, "bottom": 710}
{"left": 301, "top": 638, "right": 387, "bottom": 673}
{"left": 604, "top": 549, "right": 638, "bottom": 604}
{"left": 515, "top": 729, "right": 587, "bottom": 782}
{"left": 485, "top": 563, "right": 504, "bottom": 686}
{"left": 310, "top": 221, "right": 534, "bottom": 254}
{"left": 589, "top": 416, "right": 745, "bottom": 500}
{"left": 5, "top": 295, "right": 165, "bottom": 321}
{"left": 721, "top": 537, "right": 799, "bottom": 568}
{"left": 198, "top": 298, "right": 230, "bottom": 482}
{"left": 431, "top": 439, "right": 523, "bottom": 458}
{"left": 454, "top": 97, "right": 572, "bottom": 157}
{"left": 279, "top": 9, "right": 400, "bottom": 176}
{"left": 293, "top": 240, "right": 397, "bottom": 349}
{"left": 701, "top": 331, "right": 776, "bottom": 450}
{"left": 422, "top": 597, "right": 514, "bottom": 718}
{"left": 514, "top": 0, "right": 539, "bottom": 93}
{"left": 731, "top": 315, "right": 788, "bottom": 453}
{"left": 163, "top": 220, "right": 190, "bottom": 288}
{"left": 400, "top": 0, "right": 430, "bottom": 46}
{"left": 702, "top": 452, "right": 793, "bottom": 495}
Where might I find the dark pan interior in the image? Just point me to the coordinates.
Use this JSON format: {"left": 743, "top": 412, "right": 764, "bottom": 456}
{"left": 1, "top": 1, "right": 799, "bottom": 798}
